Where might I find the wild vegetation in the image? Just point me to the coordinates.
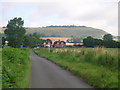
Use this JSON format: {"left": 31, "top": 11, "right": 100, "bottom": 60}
{"left": 34, "top": 47, "right": 119, "bottom": 88}
{"left": 0, "top": 49, "right": 2, "bottom": 89}
{"left": 4, "top": 17, "right": 26, "bottom": 48}
{"left": 2, "top": 17, "right": 42, "bottom": 48}
{"left": 83, "top": 34, "right": 119, "bottom": 48}
{"left": 2, "top": 48, "right": 30, "bottom": 88}
{"left": 1, "top": 17, "right": 119, "bottom": 89}
{"left": 23, "top": 34, "right": 43, "bottom": 47}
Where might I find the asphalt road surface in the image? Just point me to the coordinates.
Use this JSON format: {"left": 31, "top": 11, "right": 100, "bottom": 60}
{"left": 29, "top": 49, "right": 93, "bottom": 88}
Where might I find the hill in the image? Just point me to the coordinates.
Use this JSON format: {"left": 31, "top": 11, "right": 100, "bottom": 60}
{"left": 0, "top": 25, "right": 108, "bottom": 38}
{"left": 25, "top": 26, "right": 108, "bottom": 38}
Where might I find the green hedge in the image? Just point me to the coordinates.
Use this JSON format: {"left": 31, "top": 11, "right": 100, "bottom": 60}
{"left": 2, "top": 48, "right": 30, "bottom": 88}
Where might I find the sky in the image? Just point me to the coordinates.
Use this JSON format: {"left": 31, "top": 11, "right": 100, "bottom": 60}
{"left": 0, "top": 0, "right": 119, "bottom": 36}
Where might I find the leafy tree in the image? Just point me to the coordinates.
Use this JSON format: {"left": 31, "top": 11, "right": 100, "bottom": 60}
{"left": 0, "top": 34, "right": 6, "bottom": 47}
{"left": 33, "top": 32, "right": 40, "bottom": 37}
{"left": 2, "top": 37, "right": 6, "bottom": 45}
{"left": 23, "top": 35, "right": 32, "bottom": 47}
{"left": 102, "top": 34, "right": 119, "bottom": 48}
{"left": 4, "top": 17, "right": 26, "bottom": 48}
{"left": 23, "top": 35, "right": 43, "bottom": 47}
{"left": 93, "top": 39, "right": 103, "bottom": 46}
{"left": 103, "top": 34, "right": 113, "bottom": 41}
{"left": 83, "top": 35, "right": 119, "bottom": 48}
{"left": 83, "top": 36, "right": 95, "bottom": 47}
{"left": 103, "top": 40, "right": 118, "bottom": 48}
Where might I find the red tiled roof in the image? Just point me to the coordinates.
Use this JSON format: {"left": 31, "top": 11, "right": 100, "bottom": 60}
{"left": 40, "top": 37, "right": 72, "bottom": 42}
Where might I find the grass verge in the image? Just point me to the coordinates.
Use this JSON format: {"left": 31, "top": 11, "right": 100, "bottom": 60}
{"left": 0, "top": 48, "right": 2, "bottom": 89}
{"left": 33, "top": 47, "right": 118, "bottom": 88}
{"left": 2, "top": 47, "right": 30, "bottom": 88}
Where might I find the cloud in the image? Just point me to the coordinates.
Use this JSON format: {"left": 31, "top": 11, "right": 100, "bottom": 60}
{"left": 0, "top": 0, "right": 119, "bottom": 35}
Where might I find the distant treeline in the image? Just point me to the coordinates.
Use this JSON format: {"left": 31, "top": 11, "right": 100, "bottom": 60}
{"left": 2, "top": 17, "right": 120, "bottom": 48}
{"left": 83, "top": 34, "right": 120, "bottom": 48}
{"left": 29, "top": 33, "right": 61, "bottom": 37}
{"left": 46, "top": 25, "right": 86, "bottom": 27}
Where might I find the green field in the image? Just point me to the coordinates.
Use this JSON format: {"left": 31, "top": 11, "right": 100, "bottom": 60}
{"left": 26, "top": 27, "right": 108, "bottom": 38}
{"left": 34, "top": 47, "right": 119, "bottom": 88}
{"left": 0, "top": 26, "right": 108, "bottom": 38}
{"left": 2, "top": 48, "right": 30, "bottom": 88}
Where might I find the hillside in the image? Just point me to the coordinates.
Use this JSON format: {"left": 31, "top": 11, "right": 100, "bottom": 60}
{"left": 25, "top": 26, "right": 108, "bottom": 38}
{"left": 0, "top": 26, "right": 108, "bottom": 38}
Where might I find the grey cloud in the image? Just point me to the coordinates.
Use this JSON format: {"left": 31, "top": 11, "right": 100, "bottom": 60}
{"left": 0, "top": 0, "right": 118, "bottom": 35}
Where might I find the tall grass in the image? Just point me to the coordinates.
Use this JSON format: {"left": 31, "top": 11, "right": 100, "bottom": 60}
{"left": 2, "top": 48, "right": 30, "bottom": 88}
{"left": 34, "top": 47, "right": 118, "bottom": 88}
{"left": 0, "top": 48, "right": 2, "bottom": 89}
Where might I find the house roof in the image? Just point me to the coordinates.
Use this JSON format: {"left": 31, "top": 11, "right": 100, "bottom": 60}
{"left": 40, "top": 37, "right": 72, "bottom": 43}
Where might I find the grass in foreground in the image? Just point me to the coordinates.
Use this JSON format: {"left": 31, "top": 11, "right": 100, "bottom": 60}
{"left": 2, "top": 48, "right": 30, "bottom": 88}
{"left": 0, "top": 48, "right": 2, "bottom": 89}
{"left": 33, "top": 47, "right": 119, "bottom": 88}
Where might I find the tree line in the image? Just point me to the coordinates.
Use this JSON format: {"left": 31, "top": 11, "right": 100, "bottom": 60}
{"left": 2, "top": 17, "right": 44, "bottom": 48}
{"left": 2, "top": 17, "right": 120, "bottom": 48}
{"left": 47, "top": 25, "right": 86, "bottom": 27}
{"left": 83, "top": 34, "right": 120, "bottom": 48}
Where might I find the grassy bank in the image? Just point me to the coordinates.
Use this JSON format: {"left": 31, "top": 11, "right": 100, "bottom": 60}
{"left": 0, "top": 48, "right": 2, "bottom": 89}
{"left": 33, "top": 47, "right": 118, "bottom": 88}
{"left": 2, "top": 48, "right": 30, "bottom": 88}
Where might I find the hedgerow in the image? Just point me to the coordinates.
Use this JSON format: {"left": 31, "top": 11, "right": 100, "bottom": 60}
{"left": 2, "top": 48, "right": 30, "bottom": 88}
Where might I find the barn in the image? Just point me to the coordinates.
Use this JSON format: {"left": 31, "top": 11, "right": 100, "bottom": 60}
{"left": 40, "top": 37, "right": 72, "bottom": 47}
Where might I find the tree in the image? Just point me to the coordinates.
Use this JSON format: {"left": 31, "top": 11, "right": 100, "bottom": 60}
{"left": 83, "top": 36, "right": 104, "bottom": 47}
{"left": 102, "top": 34, "right": 119, "bottom": 48}
{"left": 103, "top": 39, "right": 118, "bottom": 48}
{"left": 2, "top": 37, "right": 6, "bottom": 45}
{"left": 103, "top": 34, "right": 113, "bottom": 41}
{"left": 23, "top": 35, "right": 44, "bottom": 47}
{"left": 83, "top": 35, "right": 119, "bottom": 48}
{"left": 83, "top": 36, "right": 95, "bottom": 47}
{"left": 4, "top": 17, "right": 26, "bottom": 48}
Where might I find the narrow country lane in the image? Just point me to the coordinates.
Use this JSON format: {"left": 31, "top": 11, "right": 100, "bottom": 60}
{"left": 29, "top": 49, "right": 93, "bottom": 88}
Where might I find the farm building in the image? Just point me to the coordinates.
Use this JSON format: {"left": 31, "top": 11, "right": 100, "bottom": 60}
{"left": 40, "top": 37, "right": 72, "bottom": 47}
{"left": 40, "top": 37, "right": 72, "bottom": 43}
{"left": 41, "top": 39, "right": 66, "bottom": 47}
{"left": 43, "top": 40, "right": 52, "bottom": 47}
{"left": 53, "top": 40, "right": 66, "bottom": 47}
{"left": 66, "top": 42, "right": 83, "bottom": 46}
{"left": 40, "top": 37, "right": 83, "bottom": 47}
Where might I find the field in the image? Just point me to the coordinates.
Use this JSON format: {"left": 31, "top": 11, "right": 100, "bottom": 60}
{"left": 2, "top": 48, "right": 30, "bottom": 88}
{"left": 26, "top": 27, "right": 107, "bottom": 38}
{"left": 0, "top": 27, "right": 108, "bottom": 38}
{"left": 34, "top": 47, "right": 119, "bottom": 88}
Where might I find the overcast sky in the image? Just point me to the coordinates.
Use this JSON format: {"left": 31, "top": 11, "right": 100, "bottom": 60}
{"left": 0, "top": 0, "right": 119, "bottom": 36}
